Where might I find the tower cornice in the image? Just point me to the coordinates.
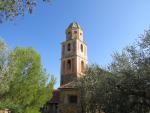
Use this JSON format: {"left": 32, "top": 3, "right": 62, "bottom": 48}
{"left": 61, "top": 38, "right": 87, "bottom": 45}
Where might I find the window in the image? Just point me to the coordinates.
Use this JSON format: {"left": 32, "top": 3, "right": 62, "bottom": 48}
{"left": 67, "top": 60, "right": 71, "bottom": 70}
{"left": 68, "top": 31, "right": 71, "bottom": 35}
{"left": 63, "top": 61, "right": 65, "bottom": 73}
{"left": 81, "top": 44, "right": 83, "bottom": 52}
{"left": 67, "top": 32, "right": 72, "bottom": 40}
{"left": 81, "top": 61, "right": 84, "bottom": 73}
{"left": 74, "top": 31, "right": 77, "bottom": 34}
{"left": 67, "top": 43, "right": 71, "bottom": 51}
{"left": 68, "top": 95, "right": 77, "bottom": 104}
{"left": 61, "top": 79, "right": 64, "bottom": 85}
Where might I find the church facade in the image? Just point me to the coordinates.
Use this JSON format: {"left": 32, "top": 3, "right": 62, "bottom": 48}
{"left": 42, "top": 22, "right": 88, "bottom": 113}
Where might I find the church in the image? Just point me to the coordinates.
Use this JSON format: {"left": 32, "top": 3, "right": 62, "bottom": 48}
{"left": 42, "top": 22, "right": 88, "bottom": 113}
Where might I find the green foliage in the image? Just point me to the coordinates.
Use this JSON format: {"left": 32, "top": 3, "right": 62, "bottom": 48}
{"left": 0, "top": 0, "right": 51, "bottom": 23}
{"left": 78, "top": 64, "right": 109, "bottom": 113}
{"left": 107, "top": 29, "right": 150, "bottom": 113}
{"left": 0, "top": 39, "right": 10, "bottom": 95}
{"left": 77, "top": 29, "right": 150, "bottom": 113}
{"left": 0, "top": 40, "right": 55, "bottom": 113}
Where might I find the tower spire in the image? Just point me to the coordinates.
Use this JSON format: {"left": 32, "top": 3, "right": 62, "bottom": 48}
{"left": 65, "top": 22, "right": 84, "bottom": 41}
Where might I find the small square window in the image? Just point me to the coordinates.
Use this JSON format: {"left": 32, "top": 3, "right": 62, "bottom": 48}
{"left": 68, "top": 95, "right": 77, "bottom": 104}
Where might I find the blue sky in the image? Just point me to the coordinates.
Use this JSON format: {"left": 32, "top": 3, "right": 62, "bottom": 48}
{"left": 0, "top": 0, "right": 150, "bottom": 88}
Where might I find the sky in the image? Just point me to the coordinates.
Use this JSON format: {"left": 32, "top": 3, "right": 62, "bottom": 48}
{"left": 0, "top": 0, "right": 150, "bottom": 88}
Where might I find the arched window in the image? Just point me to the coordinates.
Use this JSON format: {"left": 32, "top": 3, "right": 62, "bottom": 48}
{"left": 74, "top": 31, "right": 77, "bottom": 34}
{"left": 67, "top": 43, "right": 71, "bottom": 51}
{"left": 67, "top": 60, "right": 71, "bottom": 70}
{"left": 81, "top": 44, "right": 83, "bottom": 52}
{"left": 63, "top": 61, "right": 65, "bottom": 73}
{"left": 61, "top": 79, "right": 64, "bottom": 85}
{"left": 68, "top": 31, "right": 71, "bottom": 35}
{"left": 81, "top": 61, "right": 84, "bottom": 73}
{"left": 67, "top": 31, "right": 71, "bottom": 40}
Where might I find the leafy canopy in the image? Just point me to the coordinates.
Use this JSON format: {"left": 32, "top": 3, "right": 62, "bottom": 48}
{"left": 77, "top": 29, "right": 150, "bottom": 113}
{"left": 0, "top": 0, "right": 51, "bottom": 23}
{"left": 0, "top": 39, "right": 55, "bottom": 113}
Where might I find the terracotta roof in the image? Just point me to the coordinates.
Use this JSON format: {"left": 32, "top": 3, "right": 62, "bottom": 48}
{"left": 49, "top": 90, "right": 60, "bottom": 104}
{"left": 49, "top": 81, "right": 79, "bottom": 104}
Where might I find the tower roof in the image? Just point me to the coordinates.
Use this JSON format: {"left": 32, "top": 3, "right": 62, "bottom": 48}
{"left": 66, "top": 22, "right": 82, "bottom": 32}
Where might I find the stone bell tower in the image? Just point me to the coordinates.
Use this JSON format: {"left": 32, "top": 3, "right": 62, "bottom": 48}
{"left": 60, "top": 22, "right": 88, "bottom": 86}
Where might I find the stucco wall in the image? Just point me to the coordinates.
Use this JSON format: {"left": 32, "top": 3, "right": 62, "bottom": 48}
{"left": 59, "top": 88, "right": 81, "bottom": 113}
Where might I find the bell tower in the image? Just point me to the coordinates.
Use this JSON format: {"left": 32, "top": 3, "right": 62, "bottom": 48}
{"left": 60, "top": 22, "right": 88, "bottom": 86}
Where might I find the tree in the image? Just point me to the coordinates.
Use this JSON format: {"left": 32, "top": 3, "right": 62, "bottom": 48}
{"left": 77, "top": 65, "right": 109, "bottom": 113}
{"left": 108, "top": 30, "right": 150, "bottom": 113}
{"left": 0, "top": 0, "right": 51, "bottom": 23}
{"left": 77, "top": 29, "right": 150, "bottom": 113}
{"left": 0, "top": 40, "right": 55, "bottom": 113}
{"left": 0, "top": 39, "right": 10, "bottom": 96}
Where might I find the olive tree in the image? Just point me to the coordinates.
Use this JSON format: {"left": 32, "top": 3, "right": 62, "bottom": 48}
{"left": 77, "top": 29, "right": 150, "bottom": 113}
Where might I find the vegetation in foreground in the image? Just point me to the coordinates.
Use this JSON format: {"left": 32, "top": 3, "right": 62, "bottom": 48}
{"left": 77, "top": 30, "right": 150, "bottom": 113}
{"left": 0, "top": 40, "right": 55, "bottom": 113}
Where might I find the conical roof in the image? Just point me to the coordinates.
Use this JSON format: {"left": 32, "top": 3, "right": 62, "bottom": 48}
{"left": 66, "top": 22, "right": 82, "bottom": 32}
